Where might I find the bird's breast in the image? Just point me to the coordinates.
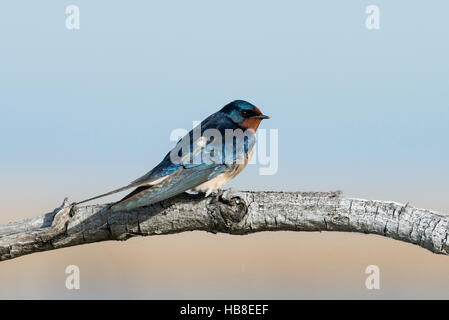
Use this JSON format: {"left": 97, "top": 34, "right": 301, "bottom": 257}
{"left": 194, "top": 148, "right": 254, "bottom": 195}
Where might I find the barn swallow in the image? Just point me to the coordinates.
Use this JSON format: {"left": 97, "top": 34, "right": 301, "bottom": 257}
{"left": 76, "top": 100, "right": 269, "bottom": 211}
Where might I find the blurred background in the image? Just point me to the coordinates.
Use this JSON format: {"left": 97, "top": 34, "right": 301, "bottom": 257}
{"left": 0, "top": 0, "right": 448, "bottom": 299}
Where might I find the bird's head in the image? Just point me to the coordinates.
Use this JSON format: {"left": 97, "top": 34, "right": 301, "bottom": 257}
{"left": 220, "top": 100, "right": 270, "bottom": 131}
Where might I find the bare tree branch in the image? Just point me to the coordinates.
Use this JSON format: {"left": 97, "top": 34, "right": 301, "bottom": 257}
{"left": 1, "top": 190, "right": 448, "bottom": 261}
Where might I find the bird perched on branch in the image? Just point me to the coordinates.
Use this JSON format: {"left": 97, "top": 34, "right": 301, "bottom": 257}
{"left": 76, "top": 100, "right": 269, "bottom": 211}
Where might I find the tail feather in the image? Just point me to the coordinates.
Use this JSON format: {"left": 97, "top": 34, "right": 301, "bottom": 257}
{"left": 75, "top": 185, "right": 135, "bottom": 205}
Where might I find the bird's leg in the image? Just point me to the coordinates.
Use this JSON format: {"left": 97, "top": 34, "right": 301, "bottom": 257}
{"left": 215, "top": 189, "right": 224, "bottom": 198}
{"left": 208, "top": 188, "right": 224, "bottom": 200}
{"left": 196, "top": 189, "right": 223, "bottom": 199}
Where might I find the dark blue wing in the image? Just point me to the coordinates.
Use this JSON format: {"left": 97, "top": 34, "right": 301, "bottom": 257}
{"left": 129, "top": 111, "right": 235, "bottom": 185}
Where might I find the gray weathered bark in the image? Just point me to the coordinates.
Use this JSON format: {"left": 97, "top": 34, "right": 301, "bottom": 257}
{"left": 1, "top": 190, "right": 449, "bottom": 261}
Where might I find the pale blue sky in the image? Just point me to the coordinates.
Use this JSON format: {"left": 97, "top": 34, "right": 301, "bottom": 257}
{"left": 0, "top": 1, "right": 448, "bottom": 217}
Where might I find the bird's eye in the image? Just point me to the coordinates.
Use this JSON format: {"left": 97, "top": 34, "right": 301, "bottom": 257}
{"left": 241, "top": 110, "right": 249, "bottom": 117}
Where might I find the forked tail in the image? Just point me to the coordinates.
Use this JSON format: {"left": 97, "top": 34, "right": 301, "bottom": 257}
{"left": 74, "top": 185, "right": 135, "bottom": 205}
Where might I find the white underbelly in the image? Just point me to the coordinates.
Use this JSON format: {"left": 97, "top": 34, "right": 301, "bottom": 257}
{"left": 194, "top": 148, "right": 254, "bottom": 195}
{"left": 194, "top": 173, "right": 235, "bottom": 194}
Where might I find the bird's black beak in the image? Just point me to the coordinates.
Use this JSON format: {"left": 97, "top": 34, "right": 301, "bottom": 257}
{"left": 251, "top": 114, "right": 270, "bottom": 120}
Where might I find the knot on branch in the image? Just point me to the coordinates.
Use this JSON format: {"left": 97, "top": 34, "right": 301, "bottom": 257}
{"left": 206, "top": 189, "right": 248, "bottom": 232}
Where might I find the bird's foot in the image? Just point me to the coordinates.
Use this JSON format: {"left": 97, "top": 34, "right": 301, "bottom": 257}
{"left": 208, "top": 189, "right": 224, "bottom": 200}
{"left": 203, "top": 189, "right": 224, "bottom": 199}
{"left": 206, "top": 189, "right": 224, "bottom": 200}
{"left": 215, "top": 189, "right": 224, "bottom": 198}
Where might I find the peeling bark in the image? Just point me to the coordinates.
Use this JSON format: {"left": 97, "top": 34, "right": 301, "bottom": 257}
{"left": 1, "top": 190, "right": 448, "bottom": 261}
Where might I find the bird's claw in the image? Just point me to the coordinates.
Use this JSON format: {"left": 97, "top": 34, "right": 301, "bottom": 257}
{"left": 215, "top": 189, "right": 224, "bottom": 199}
